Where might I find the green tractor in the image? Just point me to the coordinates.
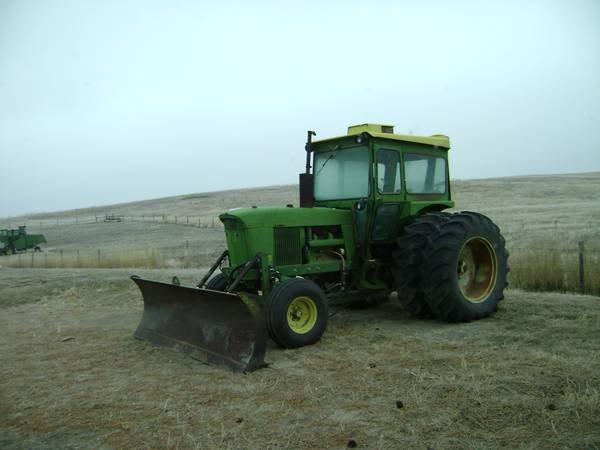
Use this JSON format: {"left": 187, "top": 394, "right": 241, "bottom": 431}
{"left": 131, "top": 124, "right": 508, "bottom": 371}
{"left": 0, "top": 226, "right": 47, "bottom": 255}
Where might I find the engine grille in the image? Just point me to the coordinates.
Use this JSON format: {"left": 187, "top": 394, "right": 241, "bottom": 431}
{"left": 273, "top": 227, "right": 302, "bottom": 266}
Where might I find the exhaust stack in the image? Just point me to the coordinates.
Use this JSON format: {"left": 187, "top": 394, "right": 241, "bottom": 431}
{"left": 299, "top": 130, "right": 316, "bottom": 208}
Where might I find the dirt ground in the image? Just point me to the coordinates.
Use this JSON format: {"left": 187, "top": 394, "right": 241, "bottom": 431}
{"left": 1, "top": 268, "right": 599, "bottom": 449}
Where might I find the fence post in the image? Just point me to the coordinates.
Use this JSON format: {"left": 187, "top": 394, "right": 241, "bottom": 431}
{"left": 31, "top": 251, "right": 34, "bottom": 268}
{"left": 186, "top": 216, "right": 189, "bottom": 225}
{"left": 44, "top": 251, "right": 47, "bottom": 267}
{"left": 578, "top": 241, "right": 585, "bottom": 293}
{"left": 60, "top": 249, "right": 63, "bottom": 267}
{"left": 97, "top": 249, "right": 101, "bottom": 267}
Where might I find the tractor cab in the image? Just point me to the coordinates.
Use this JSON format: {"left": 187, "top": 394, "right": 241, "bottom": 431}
{"left": 304, "top": 124, "right": 454, "bottom": 245}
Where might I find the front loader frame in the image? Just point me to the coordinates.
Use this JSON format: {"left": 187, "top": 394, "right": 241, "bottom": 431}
{"left": 204, "top": 252, "right": 389, "bottom": 309}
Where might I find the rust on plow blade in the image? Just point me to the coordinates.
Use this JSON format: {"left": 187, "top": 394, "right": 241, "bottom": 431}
{"left": 131, "top": 276, "right": 267, "bottom": 372}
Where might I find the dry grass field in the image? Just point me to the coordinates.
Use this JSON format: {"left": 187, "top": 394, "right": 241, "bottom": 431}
{"left": 1, "top": 173, "right": 599, "bottom": 448}
{"left": 1, "top": 269, "right": 599, "bottom": 449}
{"left": 1, "top": 172, "right": 599, "bottom": 294}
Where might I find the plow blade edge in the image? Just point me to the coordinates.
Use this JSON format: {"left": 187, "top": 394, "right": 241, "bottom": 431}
{"left": 131, "top": 276, "right": 267, "bottom": 372}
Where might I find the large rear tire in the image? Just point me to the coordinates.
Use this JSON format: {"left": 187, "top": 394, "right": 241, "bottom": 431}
{"left": 420, "top": 211, "right": 509, "bottom": 322}
{"left": 264, "top": 278, "right": 328, "bottom": 348}
{"left": 392, "top": 212, "right": 450, "bottom": 318}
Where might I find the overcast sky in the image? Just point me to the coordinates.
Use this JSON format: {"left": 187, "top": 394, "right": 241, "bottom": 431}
{"left": 1, "top": 0, "right": 599, "bottom": 217}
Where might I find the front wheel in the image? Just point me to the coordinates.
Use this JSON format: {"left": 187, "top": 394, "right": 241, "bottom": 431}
{"left": 421, "top": 211, "right": 509, "bottom": 322}
{"left": 264, "top": 278, "right": 328, "bottom": 348}
{"left": 205, "top": 273, "right": 229, "bottom": 291}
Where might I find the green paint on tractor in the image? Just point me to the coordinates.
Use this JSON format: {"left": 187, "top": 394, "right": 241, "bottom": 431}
{"left": 0, "top": 226, "right": 47, "bottom": 255}
{"left": 131, "top": 123, "right": 509, "bottom": 372}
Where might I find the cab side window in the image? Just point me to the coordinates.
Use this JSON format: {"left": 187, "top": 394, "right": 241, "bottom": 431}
{"left": 404, "top": 153, "right": 447, "bottom": 194}
{"left": 377, "top": 149, "right": 402, "bottom": 194}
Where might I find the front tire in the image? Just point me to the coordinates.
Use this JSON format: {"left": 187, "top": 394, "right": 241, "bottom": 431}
{"left": 420, "top": 212, "right": 509, "bottom": 322}
{"left": 264, "top": 278, "right": 328, "bottom": 348}
{"left": 205, "top": 273, "right": 229, "bottom": 291}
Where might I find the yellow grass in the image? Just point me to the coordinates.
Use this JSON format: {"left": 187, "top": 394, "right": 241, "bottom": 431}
{"left": 509, "top": 246, "right": 600, "bottom": 295}
{"left": 0, "top": 246, "right": 216, "bottom": 270}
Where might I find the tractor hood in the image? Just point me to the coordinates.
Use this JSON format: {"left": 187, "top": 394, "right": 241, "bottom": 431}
{"left": 219, "top": 206, "right": 355, "bottom": 268}
{"left": 220, "top": 206, "right": 353, "bottom": 229}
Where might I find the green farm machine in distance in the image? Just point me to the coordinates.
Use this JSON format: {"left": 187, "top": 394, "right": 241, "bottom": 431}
{"left": 0, "top": 226, "right": 47, "bottom": 255}
{"left": 131, "top": 124, "right": 509, "bottom": 372}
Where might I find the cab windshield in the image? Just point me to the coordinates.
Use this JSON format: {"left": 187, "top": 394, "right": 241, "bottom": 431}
{"left": 313, "top": 146, "right": 369, "bottom": 200}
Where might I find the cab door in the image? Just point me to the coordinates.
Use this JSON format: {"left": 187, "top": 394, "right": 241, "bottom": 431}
{"left": 370, "top": 146, "right": 406, "bottom": 242}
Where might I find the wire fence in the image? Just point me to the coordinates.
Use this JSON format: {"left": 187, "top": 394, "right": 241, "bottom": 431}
{"left": 0, "top": 241, "right": 219, "bottom": 270}
{"left": 0, "top": 214, "right": 225, "bottom": 230}
{"left": 2, "top": 207, "right": 599, "bottom": 295}
{"left": 502, "top": 241, "right": 599, "bottom": 296}
{"left": 2, "top": 213, "right": 597, "bottom": 236}
{"left": 1, "top": 238, "right": 598, "bottom": 296}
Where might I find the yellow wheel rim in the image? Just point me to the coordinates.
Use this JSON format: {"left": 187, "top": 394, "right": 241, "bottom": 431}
{"left": 287, "top": 296, "right": 318, "bottom": 334}
{"left": 457, "top": 236, "right": 497, "bottom": 303}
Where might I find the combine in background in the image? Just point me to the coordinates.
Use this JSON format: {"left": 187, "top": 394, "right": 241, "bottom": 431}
{"left": 0, "top": 226, "right": 47, "bottom": 255}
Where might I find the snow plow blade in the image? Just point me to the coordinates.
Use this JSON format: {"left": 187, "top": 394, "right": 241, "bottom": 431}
{"left": 131, "top": 276, "right": 267, "bottom": 372}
